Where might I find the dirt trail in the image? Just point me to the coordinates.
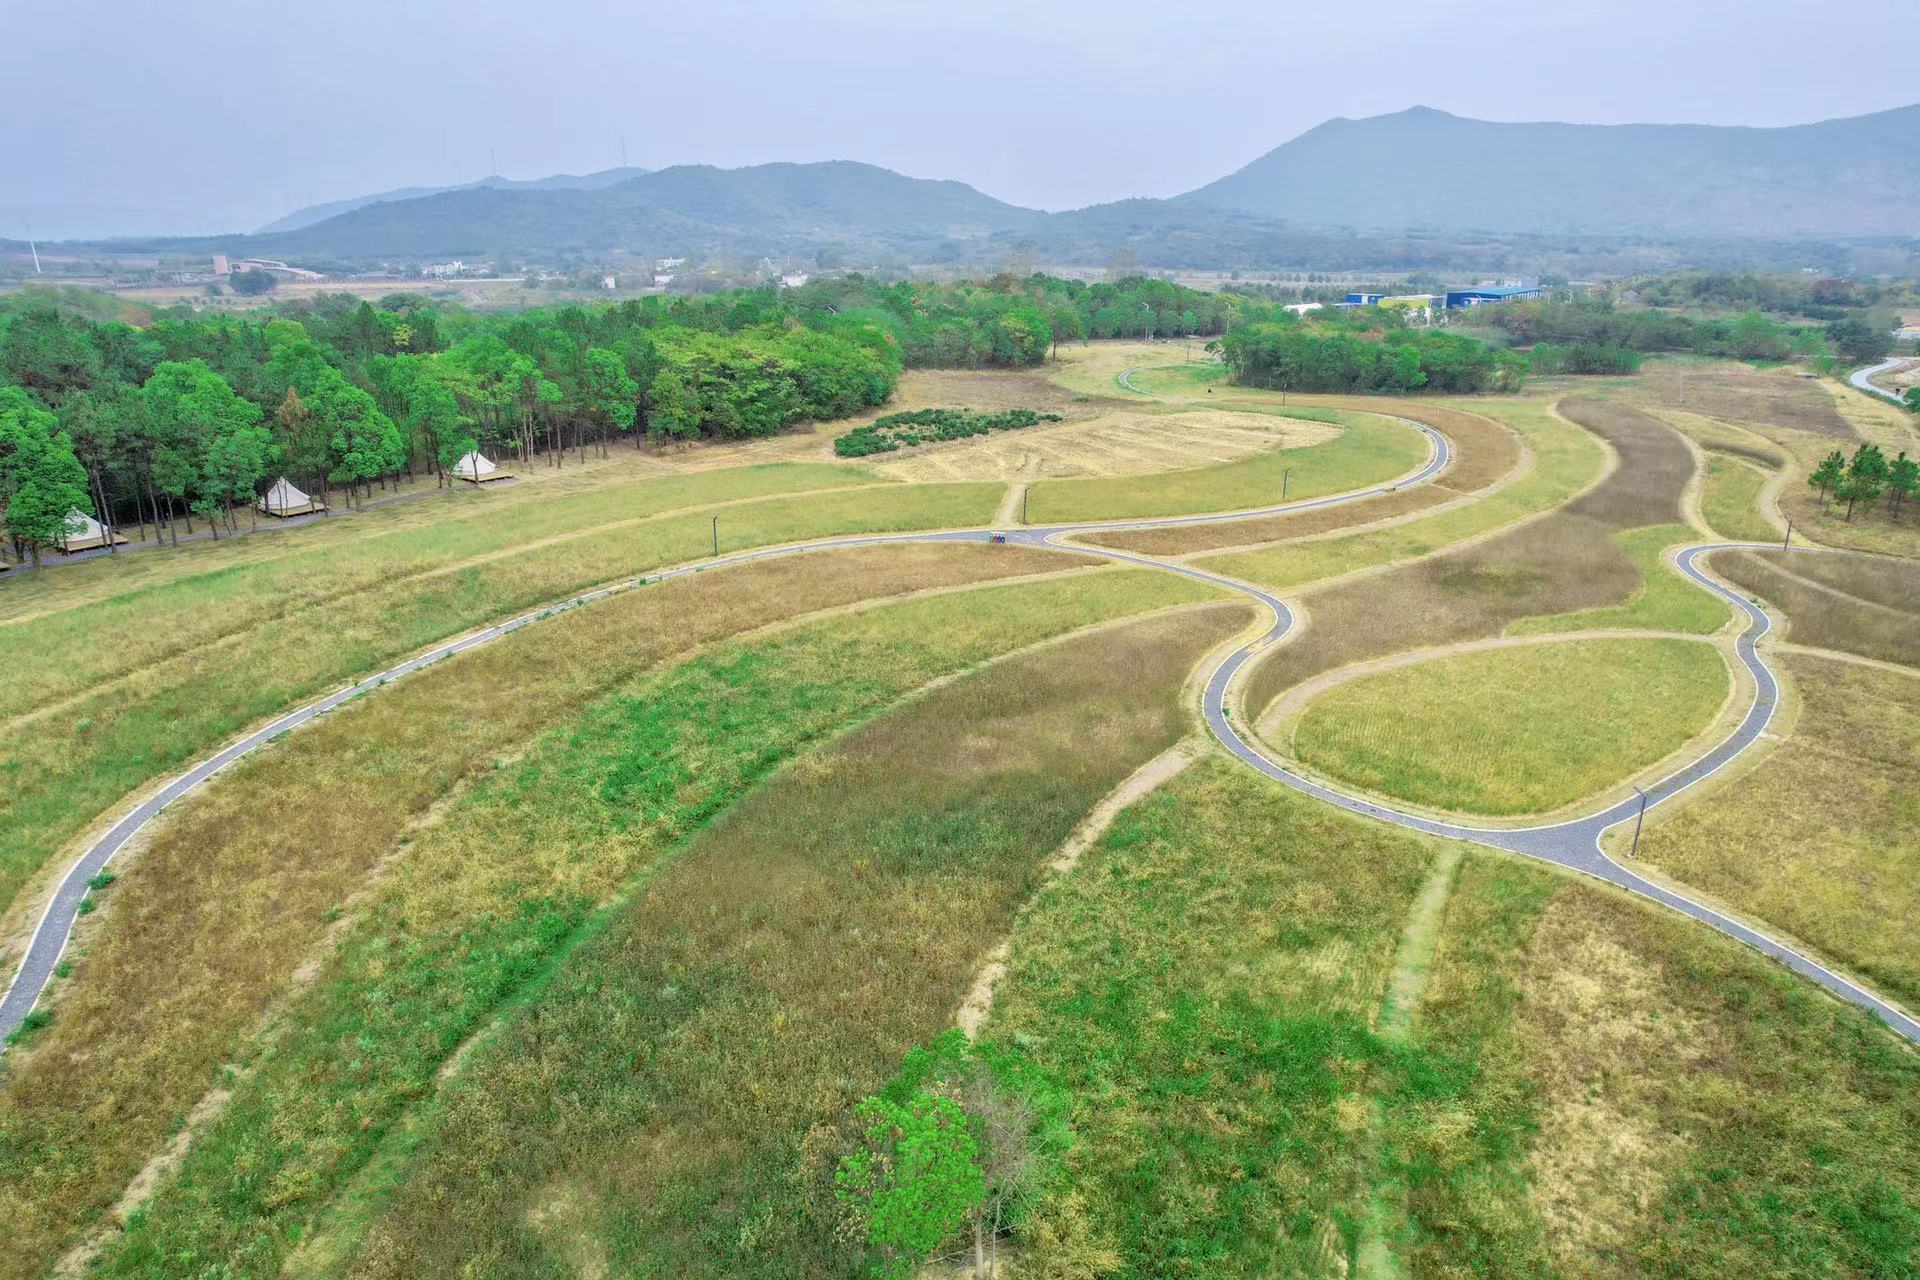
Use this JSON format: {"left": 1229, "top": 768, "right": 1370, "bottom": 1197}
{"left": 954, "top": 738, "right": 1203, "bottom": 1037}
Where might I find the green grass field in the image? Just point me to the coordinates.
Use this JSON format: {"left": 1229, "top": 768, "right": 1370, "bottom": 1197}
{"left": 1201, "top": 399, "right": 1602, "bottom": 591}
{"left": 1700, "top": 452, "right": 1780, "bottom": 543}
{"left": 59, "top": 572, "right": 1224, "bottom": 1280}
{"left": 986, "top": 759, "right": 1438, "bottom": 1276}
{"left": 1025, "top": 407, "right": 1428, "bottom": 522}
{"left": 1291, "top": 638, "right": 1729, "bottom": 814}
{"left": 0, "top": 475, "right": 1000, "bottom": 922}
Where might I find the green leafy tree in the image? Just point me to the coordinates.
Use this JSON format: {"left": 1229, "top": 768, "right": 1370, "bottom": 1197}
{"left": 836, "top": 1091, "right": 983, "bottom": 1278}
{"left": 0, "top": 387, "right": 92, "bottom": 567}
{"left": 1838, "top": 442, "right": 1890, "bottom": 520}
{"left": 141, "top": 358, "right": 264, "bottom": 539}
{"left": 228, "top": 269, "right": 278, "bottom": 296}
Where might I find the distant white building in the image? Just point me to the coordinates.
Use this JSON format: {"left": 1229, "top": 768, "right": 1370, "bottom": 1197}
{"left": 779, "top": 272, "right": 810, "bottom": 289}
{"left": 421, "top": 260, "right": 467, "bottom": 279}
{"left": 656, "top": 256, "right": 686, "bottom": 270}
{"left": 602, "top": 274, "right": 618, "bottom": 290}
{"left": 654, "top": 273, "right": 674, "bottom": 288}
{"left": 1284, "top": 302, "right": 1323, "bottom": 316}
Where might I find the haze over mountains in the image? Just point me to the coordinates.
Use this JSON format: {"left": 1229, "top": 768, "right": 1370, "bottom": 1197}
{"left": 36, "top": 105, "right": 1920, "bottom": 270}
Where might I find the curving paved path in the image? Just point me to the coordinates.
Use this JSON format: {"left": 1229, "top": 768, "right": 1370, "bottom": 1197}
{"left": 7, "top": 406, "right": 1917, "bottom": 1049}
{"left": 1847, "top": 355, "right": 1911, "bottom": 405}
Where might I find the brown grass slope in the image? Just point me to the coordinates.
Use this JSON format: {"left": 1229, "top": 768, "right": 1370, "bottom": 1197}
{"left": 1712, "top": 550, "right": 1920, "bottom": 668}
{"left": 1247, "top": 398, "right": 1696, "bottom": 719}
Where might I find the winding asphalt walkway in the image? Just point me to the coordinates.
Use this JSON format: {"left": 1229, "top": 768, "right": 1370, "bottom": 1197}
{"left": 7, "top": 406, "right": 1917, "bottom": 1049}
{"left": 1848, "top": 355, "right": 1911, "bottom": 405}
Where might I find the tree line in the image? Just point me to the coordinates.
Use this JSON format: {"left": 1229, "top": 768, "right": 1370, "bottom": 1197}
{"left": 1214, "top": 310, "right": 1528, "bottom": 394}
{"left": 0, "top": 273, "right": 1240, "bottom": 564}
{"left": 1473, "top": 298, "right": 1893, "bottom": 365}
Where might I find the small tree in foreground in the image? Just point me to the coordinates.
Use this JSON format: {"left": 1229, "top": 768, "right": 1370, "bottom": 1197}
{"left": 1810, "top": 448, "right": 1846, "bottom": 502}
{"left": 836, "top": 1031, "right": 1072, "bottom": 1278}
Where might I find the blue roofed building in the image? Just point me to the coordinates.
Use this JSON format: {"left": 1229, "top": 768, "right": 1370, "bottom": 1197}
{"left": 1444, "top": 284, "right": 1543, "bottom": 309}
{"left": 1344, "top": 291, "right": 1386, "bottom": 305}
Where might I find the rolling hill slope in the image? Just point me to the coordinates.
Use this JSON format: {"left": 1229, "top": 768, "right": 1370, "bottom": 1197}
{"left": 1180, "top": 104, "right": 1920, "bottom": 237}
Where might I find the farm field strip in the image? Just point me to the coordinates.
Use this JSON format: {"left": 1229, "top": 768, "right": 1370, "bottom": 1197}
{"left": 279, "top": 606, "right": 1246, "bottom": 1278}
{"left": 0, "top": 480, "right": 1002, "bottom": 925}
{"left": 4, "top": 562, "right": 1219, "bottom": 1280}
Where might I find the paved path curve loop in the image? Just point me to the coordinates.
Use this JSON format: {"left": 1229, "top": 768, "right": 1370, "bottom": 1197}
{"left": 6, "top": 404, "right": 1915, "bottom": 1049}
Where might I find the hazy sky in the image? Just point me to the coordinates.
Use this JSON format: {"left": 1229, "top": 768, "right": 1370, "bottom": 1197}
{"left": 6, "top": 0, "right": 1915, "bottom": 239}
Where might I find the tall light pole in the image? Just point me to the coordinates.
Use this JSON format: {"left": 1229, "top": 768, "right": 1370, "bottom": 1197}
{"left": 711, "top": 514, "right": 719, "bottom": 558}
{"left": 1782, "top": 516, "right": 1792, "bottom": 551}
{"left": 1628, "top": 784, "right": 1648, "bottom": 858}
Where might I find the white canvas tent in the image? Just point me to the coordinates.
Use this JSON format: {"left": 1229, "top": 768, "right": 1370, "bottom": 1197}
{"left": 257, "top": 476, "right": 325, "bottom": 518}
{"left": 55, "top": 509, "right": 127, "bottom": 553}
{"left": 451, "top": 450, "right": 512, "bottom": 484}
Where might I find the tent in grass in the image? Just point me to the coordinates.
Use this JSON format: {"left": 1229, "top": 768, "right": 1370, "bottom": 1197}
{"left": 258, "top": 476, "right": 325, "bottom": 518}
{"left": 55, "top": 509, "right": 128, "bottom": 553}
{"left": 451, "top": 450, "right": 512, "bottom": 484}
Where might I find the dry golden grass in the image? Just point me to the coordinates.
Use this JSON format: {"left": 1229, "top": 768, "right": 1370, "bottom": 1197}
{"left": 870, "top": 408, "right": 1334, "bottom": 483}
{"left": 1245, "top": 399, "right": 1695, "bottom": 720}
{"left": 1636, "top": 650, "right": 1920, "bottom": 1007}
{"left": 1045, "top": 340, "right": 1182, "bottom": 398}
{"left": 0, "top": 542, "right": 1098, "bottom": 1280}
{"left": 1410, "top": 852, "right": 1920, "bottom": 1279}
{"left": 1083, "top": 402, "right": 1523, "bottom": 556}
{"left": 1712, "top": 549, "right": 1920, "bottom": 667}
{"left": 1628, "top": 359, "right": 1854, "bottom": 437}
{"left": 338, "top": 604, "right": 1247, "bottom": 1279}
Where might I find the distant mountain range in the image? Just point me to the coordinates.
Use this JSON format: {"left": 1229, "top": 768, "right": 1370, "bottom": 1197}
{"left": 23, "top": 106, "right": 1920, "bottom": 273}
{"left": 256, "top": 167, "right": 652, "bottom": 234}
{"left": 1181, "top": 104, "right": 1920, "bottom": 238}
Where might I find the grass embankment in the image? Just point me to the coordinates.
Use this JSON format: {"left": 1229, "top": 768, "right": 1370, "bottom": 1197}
{"left": 1636, "top": 652, "right": 1920, "bottom": 1009}
{"left": 1244, "top": 398, "right": 1697, "bottom": 722}
{"left": 1082, "top": 403, "right": 1524, "bottom": 557}
{"left": 985, "top": 759, "right": 1439, "bottom": 1276}
{"left": 1711, "top": 549, "right": 1920, "bottom": 668}
{"left": 1201, "top": 398, "right": 1599, "bottom": 591}
{"left": 67, "top": 571, "right": 1224, "bottom": 1280}
{"left": 305, "top": 605, "right": 1245, "bottom": 1279}
{"left": 1406, "top": 852, "right": 1920, "bottom": 1278}
{"left": 0, "top": 547, "right": 1146, "bottom": 1279}
{"left": 1025, "top": 407, "right": 1428, "bottom": 523}
{"left": 0, "top": 473, "right": 1000, "bottom": 922}
{"left": 1507, "top": 523, "right": 1730, "bottom": 636}
{"left": 1700, "top": 453, "right": 1781, "bottom": 542}
{"left": 1291, "top": 639, "right": 1729, "bottom": 815}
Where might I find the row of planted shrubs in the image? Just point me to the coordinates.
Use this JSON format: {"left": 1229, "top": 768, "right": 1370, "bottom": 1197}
{"left": 835, "top": 407, "right": 1063, "bottom": 457}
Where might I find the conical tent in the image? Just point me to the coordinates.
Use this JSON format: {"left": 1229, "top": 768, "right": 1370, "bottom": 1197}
{"left": 452, "top": 450, "right": 510, "bottom": 483}
{"left": 55, "top": 508, "right": 126, "bottom": 553}
{"left": 258, "top": 475, "right": 324, "bottom": 517}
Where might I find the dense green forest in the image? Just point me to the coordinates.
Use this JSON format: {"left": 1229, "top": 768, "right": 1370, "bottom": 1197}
{"left": 0, "top": 274, "right": 1246, "bottom": 562}
{"left": 1472, "top": 296, "right": 1895, "bottom": 364}
{"left": 1215, "top": 309, "right": 1529, "bottom": 394}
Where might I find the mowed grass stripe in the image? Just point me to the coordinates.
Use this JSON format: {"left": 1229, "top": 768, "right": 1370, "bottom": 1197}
{"left": 330, "top": 605, "right": 1245, "bottom": 1280}
{"left": 1025, "top": 408, "right": 1429, "bottom": 522}
{"left": 986, "top": 759, "right": 1439, "bottom": 1277}
{"left": 0, "top": 545, "right": 1134, "bottom": 1280}
{"left": 1291, "top": 638, "right": 1729, "bottom": 816}
{"left": 77, "top": 570, "right": 1224, "bottom": 1280}
{"left": 0, "top": 480, "right": 999, "bottom": 922}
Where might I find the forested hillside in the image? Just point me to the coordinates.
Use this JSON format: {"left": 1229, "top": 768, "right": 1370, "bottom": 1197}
{"left": 0, "top": 275, "right": 1249, "bottom": 562}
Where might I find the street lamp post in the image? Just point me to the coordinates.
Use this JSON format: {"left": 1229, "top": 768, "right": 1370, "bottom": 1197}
{"left": 1629, "top": 784, "right": 1648, "bottom": 858}
{"left": 711, "top": 514, "right": 718, "bottom": 558}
